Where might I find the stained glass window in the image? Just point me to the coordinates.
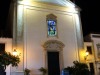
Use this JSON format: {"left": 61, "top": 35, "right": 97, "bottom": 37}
{"left": 46, "top": 14, "right": 57, "bottom": 37}
{"left": 47, "top": 20, "right": 57, "bottom": 36}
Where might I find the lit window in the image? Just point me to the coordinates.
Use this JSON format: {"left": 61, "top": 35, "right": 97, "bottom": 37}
{"left": 87, "top": 46, "right": 92, "bottom": 54}
{"left": 47, "top": 20, "right": 57, "bottom": 36}
{"left": 46, "top": 14, "right": 57, "bottom": 37}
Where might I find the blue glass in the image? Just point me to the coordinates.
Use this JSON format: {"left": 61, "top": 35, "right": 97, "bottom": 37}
{"left": 47, "top": 20, "right": 57, "bottom": 36}
{"left": 47, "top": 20, "right": 56, "bottom": 26}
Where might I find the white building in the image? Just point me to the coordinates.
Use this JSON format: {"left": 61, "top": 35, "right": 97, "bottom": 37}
{"left": 83, "top": 33, "right": 100, "bottom": 75}
{"left": 0, "top": 0, "right": 84, "bottom": 75}
{"left": 0, "top": 38, "right": 12, "bottom": 75}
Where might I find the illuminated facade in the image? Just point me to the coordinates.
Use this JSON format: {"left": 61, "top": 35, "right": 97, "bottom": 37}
{"left": 82, "top": 34, "right": 100, "bottom": 75}
{"left": 0, "top": 38, "right": 12, "bottom": 75}
{"left": 1, "top": 0, "right": 84, "bottom": 75}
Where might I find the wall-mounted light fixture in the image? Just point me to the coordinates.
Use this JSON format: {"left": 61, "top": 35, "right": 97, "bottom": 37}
{"left": 84, "top": 50, "right": 89, "bottom": 60}
{"left": 13, "top": 49, "right": 17, "bottom": 56}
{"left": 13, "top": 49, "right": 21, "bottom": 56}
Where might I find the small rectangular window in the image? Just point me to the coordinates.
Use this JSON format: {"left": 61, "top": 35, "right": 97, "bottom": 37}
{"left": 87, "top": 46, "right": 92, "bottom": 54}
{"left": 0, "top": 43, "right": 5, "bottom": 53}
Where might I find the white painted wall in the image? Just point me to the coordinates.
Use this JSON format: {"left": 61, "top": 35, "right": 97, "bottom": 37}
{"left": 23, "top": 2, "right": 80, "bottom": 75}
{"left": 84, "top": 34, "right": 100, "bottom": 75}
{"left": 91, "top": 38, "right": 100, "bottom": 75}
{"left": 10, "top": 0, "right": 83, "bottom": 75}
{"left": 91, "top": 38, "right": 100, "bottom": 59}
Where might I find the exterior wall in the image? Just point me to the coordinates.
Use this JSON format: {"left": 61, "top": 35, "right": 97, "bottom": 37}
{"left": 12, "top": 1, "right": 83, "bottom": 75}
{"left": 84, "top": 42, "right": 95, "bottom": 61}
{"left": 23, "top": 3, "right": 81, "bottom": 75}
{"left": 0, "top": 38, "right": 12, "bottom": 75}
{"left": 83, "top": 34, "right": 100, "bottom": 75}
{"left": 91, "top": 37, "right": 100, "bottom": 75}
{"left": 83, "top": 42, "right": 96, "bottom": 75}
{"left": 91, "top": 38, "right": 100, "bottom": 61}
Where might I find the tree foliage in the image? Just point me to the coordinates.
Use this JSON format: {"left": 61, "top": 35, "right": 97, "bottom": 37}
{"left": 64, "top": 61, "right": 89, "bottom": 75}
{"left": 0, "top": 51, "right": 20, "bottom": 71}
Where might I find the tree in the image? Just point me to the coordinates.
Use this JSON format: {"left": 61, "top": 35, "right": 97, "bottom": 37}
{"left": 0, "top": 51, "right": 20, "bottom": 71}
{"left": 64, "top": 61, "right": 89, "bottom": 75}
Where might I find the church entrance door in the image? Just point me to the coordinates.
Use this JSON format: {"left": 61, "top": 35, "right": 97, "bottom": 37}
{"left": 47, "top": 52, "right": 60, "bottom": 75}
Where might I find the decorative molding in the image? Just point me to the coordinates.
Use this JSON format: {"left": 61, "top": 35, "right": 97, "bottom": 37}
{"left": 42, "top": 40, "right": 65, "bottom": 51}
{"left": 42, "top": 40, "right": 64, "bottom": 74}
{"left": 46, "top": 14, "right": 57, "bottom": 21}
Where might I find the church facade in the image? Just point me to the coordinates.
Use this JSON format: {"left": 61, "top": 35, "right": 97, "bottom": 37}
{"left": 1, "top": 0, "right": 84, "bottom": 75}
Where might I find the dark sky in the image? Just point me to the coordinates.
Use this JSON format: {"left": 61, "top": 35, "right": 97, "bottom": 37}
{"left": 0, "top": 0, "right": 11, "bottom": 37}
{"left": 0, "top": 0, "right": 11, "bottom": 28}
{"left": 0, "top": 0, "right": 100, "bottom": 37}
{"left": 75, "top": 0, "right": 100, "bottom": 36}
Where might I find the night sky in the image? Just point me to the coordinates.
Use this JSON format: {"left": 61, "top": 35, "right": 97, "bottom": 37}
{"left": 0, "top": 0, "right": 11, "bottom": 28}
{"left": 0, "top": 0, "right": 100, "bottom": 37}
{"left": 75, "top": 0, "right": 100, "bottom": 36}
{"left": 0, "top": 0, "right": 11, "bottom": 37}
